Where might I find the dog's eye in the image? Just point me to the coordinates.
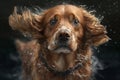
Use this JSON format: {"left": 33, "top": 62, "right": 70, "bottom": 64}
{"left": 50, "top": 17, "right": 58, "bottom": 26}
{"left": 72, "top": 19, "right": 79, "bottom": 26}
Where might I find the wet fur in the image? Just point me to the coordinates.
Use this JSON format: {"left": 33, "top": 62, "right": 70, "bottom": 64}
{"left": 9, "top": 4, "right": 109, "bottom": 80}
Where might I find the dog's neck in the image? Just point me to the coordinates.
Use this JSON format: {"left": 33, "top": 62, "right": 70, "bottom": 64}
{"left": 40, "top": 48, "right": 75, "bottom": 71}
{"left": 39, "top": 43, "right": 91, "bottom": 76}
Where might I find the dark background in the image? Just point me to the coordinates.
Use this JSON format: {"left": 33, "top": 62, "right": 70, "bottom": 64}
{"left": 0, "top": 0, "right": 120, "bottom": 80}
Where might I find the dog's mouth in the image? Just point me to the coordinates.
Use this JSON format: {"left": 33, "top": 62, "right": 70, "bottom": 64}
{"left": 54, "top": 45, "right": 72, "bottom": 54}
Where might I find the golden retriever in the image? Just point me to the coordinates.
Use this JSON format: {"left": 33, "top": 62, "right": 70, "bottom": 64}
{"left": 9, "top": 4, "right": 109, "bottom": 80}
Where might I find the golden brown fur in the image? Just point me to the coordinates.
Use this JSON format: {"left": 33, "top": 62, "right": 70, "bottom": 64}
{"left": 9, "top": 4, "right": 109, "bottom": 80}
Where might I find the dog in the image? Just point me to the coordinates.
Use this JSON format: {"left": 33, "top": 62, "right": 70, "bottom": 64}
{"left": 9, "top": 4, "right": 109, "bottom": 80}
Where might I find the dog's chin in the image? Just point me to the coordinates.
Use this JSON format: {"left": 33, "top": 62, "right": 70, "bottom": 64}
{"left": 54, "top": 46, "right": 72, "bottom": 54}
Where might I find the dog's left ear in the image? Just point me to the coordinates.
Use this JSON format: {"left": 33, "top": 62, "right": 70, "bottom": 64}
{"left": 83, "top": 10, "right": 110, "bottom": 46}
{"left": 9, "top": 7, "right": 44, "bottom": 39}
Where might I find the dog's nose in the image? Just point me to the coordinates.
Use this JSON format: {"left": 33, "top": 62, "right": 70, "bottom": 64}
{"left": 58, "top": 33, "right": 70, "bottom": 42}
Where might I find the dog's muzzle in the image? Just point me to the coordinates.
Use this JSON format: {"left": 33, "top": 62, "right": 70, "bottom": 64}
{"left": 54, "top": 30, "right": 72, "bottom": 53}
{"left": 48, "top": 26, "right": 76, "bottom": 54}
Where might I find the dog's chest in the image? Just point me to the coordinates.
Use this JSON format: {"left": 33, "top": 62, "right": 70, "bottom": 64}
{"left": 54, "top": 55, "right": 65, "bottom": 71}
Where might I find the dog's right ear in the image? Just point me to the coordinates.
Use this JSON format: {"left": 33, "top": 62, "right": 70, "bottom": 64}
{"left": 9, "top": 7, "right": 44, "bottom": 39}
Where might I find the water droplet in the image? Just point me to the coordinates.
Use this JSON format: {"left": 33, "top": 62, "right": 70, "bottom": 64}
{"left": 109, "top": 29, "right": 112, "bottom": 32}
{"left": 97, "top": 49, "right": 100, "bottom": 53}
{"left": 52, "top": 65, "right": 56, "bottom": 68}
{"left": 94, "top": 47, "right": 98, "bottom": 50}
{"left": 29, "top": 52, "right": 33, "bottom": 55}
{"left": 104, "top": 43, "right": 108, "bottom": 46}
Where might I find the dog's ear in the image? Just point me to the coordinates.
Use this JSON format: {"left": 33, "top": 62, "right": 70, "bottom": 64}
{"left": 9, "top": 7, "right": 44, "bottom": 39}
{"left": 83, "top": 10, "right": 110, "bottom": 46}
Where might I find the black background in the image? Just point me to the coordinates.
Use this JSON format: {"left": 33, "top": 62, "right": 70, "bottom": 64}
{"left": 0, "top": 0, "right": 120, "bottom": 80}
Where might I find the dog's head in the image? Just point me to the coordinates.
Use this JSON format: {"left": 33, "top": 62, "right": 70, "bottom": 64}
{"left": 9, "top": 4, "right": 109, "bottom": 54}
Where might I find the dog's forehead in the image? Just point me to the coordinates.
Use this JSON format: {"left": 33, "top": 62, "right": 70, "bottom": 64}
{"left": 45, "top": 5, "right": 83, "bottom": 17}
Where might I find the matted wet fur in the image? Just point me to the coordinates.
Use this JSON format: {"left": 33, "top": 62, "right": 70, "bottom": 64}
{"left": 9, "top": 4, "right": 109, "bottom": 80}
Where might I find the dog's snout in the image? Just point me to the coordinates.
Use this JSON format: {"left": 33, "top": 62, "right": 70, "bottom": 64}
{"left": 58, "top": 33, "right": 70, "bottom": 42}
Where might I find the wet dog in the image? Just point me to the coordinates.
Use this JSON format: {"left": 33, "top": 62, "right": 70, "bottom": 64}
{"left": 9, "top": 4, "right": 109, "bottom": 80}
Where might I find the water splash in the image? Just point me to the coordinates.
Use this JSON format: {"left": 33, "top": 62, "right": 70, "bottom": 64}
{"left": 91, "top": 56, "right": 104, "bottom": 80}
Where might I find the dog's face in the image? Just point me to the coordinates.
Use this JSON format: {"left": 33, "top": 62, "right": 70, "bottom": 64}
{"left": 9, "top": 4, "right": 109, "bottom": 54}
{"left": 9, "top": 4, "right": 110, "bottom": 73}
{"left": 43, "top": 5, "right": 84, "bottom": 53}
